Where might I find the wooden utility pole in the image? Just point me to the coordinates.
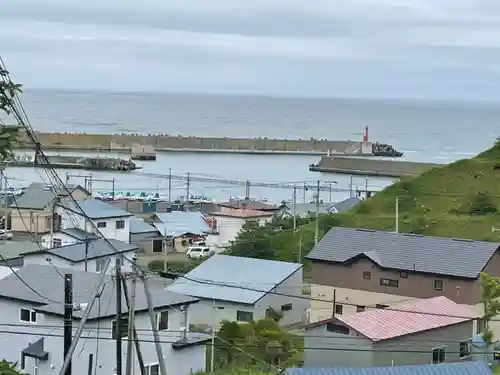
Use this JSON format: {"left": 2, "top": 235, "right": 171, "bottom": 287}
{"left": 314, "top": 180, "right": 320, "bottom": 245}
{"left": 63, "top": 274, "right": 73, "bottom": 375}
{"left": 115, "top": 259, "right": 123, "bottom": 375}
{"left": 125, "top": 266, "right": 137, "bottom": 375}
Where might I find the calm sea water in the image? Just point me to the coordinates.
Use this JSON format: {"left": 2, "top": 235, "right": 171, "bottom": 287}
{"left": 3, "top": 89, "right": 500, "bottom": 202}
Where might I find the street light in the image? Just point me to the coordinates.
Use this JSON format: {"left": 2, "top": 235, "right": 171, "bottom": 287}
{"left": 325, "top": 180, "right": 338, "bottom": 203}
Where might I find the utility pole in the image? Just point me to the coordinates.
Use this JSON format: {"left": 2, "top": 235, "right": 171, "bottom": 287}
{"left": 125, "top": 266, "right": 137, "bottom": 375}
{"left": 168, "top": 168, "right": 172, "bottom": 206}
{"left": 292, "top": 185, "right": 297, "bottom": 233}
{"left": 245, "top": 180, "right": 250, "bottom": 200}
{"left": 63, "top": 274, "right": 73, "bottom": 375}
{"left": 395, "top": 196, "right": 399, "bottom": 233}
{"left": 185, "top": 172, "right": 190, "bottom": 204}
{"left": 314, "top": 180, "right": 320, "bottom": 245}
{"left": 163, "top": 229, "right": 168, "bottom": 273}
{"left": 210, "top": 300, "right": 216, "bottom": 373}
{"left": 303, "top": 182, "right": 307, "bottom": 203}
{"left": 364, "top": 176, "right": 368, "bottom": 199}
{"left": 112, "top": 178, "right": 116, "bottom": 200}
{"left": 65, "top": 172, "right": 69, "bottom": 185}
{"left": 332, "top": 289, "right": 337, "bottom": 317}
{"left": 349, "top": 176, "right": 353, "bottom": 198}
{"left": 122, "top": 258, "right": 146, "bottom": 375}
{"left": 115, "top": 259, "right": 123, "bottom": 375}
{"left": 87, "top": 354, "right": 93, "bottom": 375}
{"left": 297, "top": 233, "right": 302, "bottom": 263}
{"left": 142, "top": 273, "right": 167, "bottom": 375}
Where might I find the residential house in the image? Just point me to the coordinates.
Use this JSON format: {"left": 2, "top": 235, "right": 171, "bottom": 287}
{"left": 327, "top": 196, "right": 362, "bottom": 213}
{"left": 40, "top": 227, "right": 100, "bottom": 248}
{"left": 285, "top": 361, "right": 492, "bottom": 375}
{"left": 150, "top": 211, "right": 215, "bottom": 253}
{"left": 305, "top": 227, "right": 500, "bottom": 334}
{"left": 303, "top": 296, "right": 479, "bottom": 367}
{"left": 22, "top": 238, "right": 138, "bottom": 273}
{"left": 130, "top": 216, "right": 163, "bottom": 253}
{"left": 9, "top": 183, "right": 89, "bottom": 234}
{"left": 0, "top": 264, "right": 209, "bottom": 375}
{"left": 0, "top": 241, "right": 41, "bottom": 267}
{"left": 217, "top": 199, "right": 284, "bottom": 215}
{"left": 55, "top": 199, "right": 133, "bottom": 243}
{"left": 208, "top": 207, "right": 274, "bottom": 246}
{"left": 167, "top": 254, "right": 308, "bottom": 327}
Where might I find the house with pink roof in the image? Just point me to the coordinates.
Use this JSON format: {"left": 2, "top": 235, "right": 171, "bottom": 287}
{"left": 303, "top": 296, "right": 481, "bottom": 368}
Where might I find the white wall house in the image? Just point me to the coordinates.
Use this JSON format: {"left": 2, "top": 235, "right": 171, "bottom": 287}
{"left": 0, "top": 265, "right": 209, "bottom": 375}
{"left": 167, "top": 255, "right": 309, "bottom": 329}
{"left": 208, "top": 208, "right": 274, "bottom": 246}
{"left": 22, "top": 238, "right": 138, "bottom": 274}
{"left": 55, "top": 199, "right": 133, "bottom": 243}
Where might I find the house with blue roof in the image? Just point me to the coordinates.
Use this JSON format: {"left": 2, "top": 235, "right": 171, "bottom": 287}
{"left": 166, "top": 254, "right": 309, "bottom": 328}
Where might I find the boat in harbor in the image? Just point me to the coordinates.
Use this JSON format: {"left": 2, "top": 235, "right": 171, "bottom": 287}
{"left": 3, "top": 154, "right": 141, "bottom": 172}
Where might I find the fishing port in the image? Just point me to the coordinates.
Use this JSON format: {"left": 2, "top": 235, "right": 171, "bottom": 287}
{"left": 13, "top": 126, "right": 404, "bottom": 158}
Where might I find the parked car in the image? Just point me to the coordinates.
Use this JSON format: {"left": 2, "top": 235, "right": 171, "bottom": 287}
{"left": 0, "top": 230, "right": 13, "bottom": 240}
{"left": 186, "top": 246, "right": 215, "bottom": 259}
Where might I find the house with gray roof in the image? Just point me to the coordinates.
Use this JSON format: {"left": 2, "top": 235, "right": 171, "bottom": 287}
{"left": 130, "top": 216, "right": 163, "bottom": 254}
{"left": 305, "top": 227, "right": 500, "bottom": 324}
{"left": 21, "top": 238, "right": 138, "bottom": 274}
{"left": 9, "top": 183, "right": 90, "bottom": 234}
{"left": 54, "top": 198, "right": 133, "bottom": 244}
{"left": 0, "top": 264, "right": 209, "bottom": 375}
{"left": 286, "top": 361, "right": 492, "bottom": 375}
{"left": 167, "top": 254, "right": 308, "bottom": 327}
{"left": 0, "top": 241, "right": 41, "bottom": 267}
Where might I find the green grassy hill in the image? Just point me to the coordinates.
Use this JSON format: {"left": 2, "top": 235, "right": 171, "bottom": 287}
{"left": 337, "top": 139, "right": 500, "bottom": 241}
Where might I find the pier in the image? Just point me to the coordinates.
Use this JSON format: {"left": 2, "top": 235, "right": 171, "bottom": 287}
{"left": 11, "top": 130, "right": 402, "bottom": 157}
{"left": 310, "top": 156, "right": 441, "bottom": 178}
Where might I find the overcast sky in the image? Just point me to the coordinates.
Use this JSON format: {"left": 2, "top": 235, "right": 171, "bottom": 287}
{"left": 2, "top": 0, "right": 500, "bottom": 99}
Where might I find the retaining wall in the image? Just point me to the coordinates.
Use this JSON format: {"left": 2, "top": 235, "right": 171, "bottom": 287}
{"left": 316, "top": 156, "right": 441, "bottom": 177}
{"left": 17, "top": 132, "right": 356, "bottom": 153}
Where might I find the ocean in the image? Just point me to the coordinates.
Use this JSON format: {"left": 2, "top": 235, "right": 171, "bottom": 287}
{"left": 3, "top": 89, "right": 500, "bottom": 203}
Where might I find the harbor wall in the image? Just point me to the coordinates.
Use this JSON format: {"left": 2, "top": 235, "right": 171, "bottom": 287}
{"left": 16, "top": 132, "right": 356, "bottom": 154}
{"left": 313, "top": 156, "right": 441, "bottom": 177}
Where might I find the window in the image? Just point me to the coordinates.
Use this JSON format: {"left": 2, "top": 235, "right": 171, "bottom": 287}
{"left": 156, "top": 311, "right": 169, "bottom": 331}
{"left": 362, "top": 271, "right": 371, "bottom": 279}
{"left": 432, "top": 347, "right": 446, "bottom": 364}
{"left": 116, "top": 220, "right": 125, "bottom": 229}
{"left": 400, "top": 271, "right": 408, "bottom": 278}
{"left": 380, "top": 278, "right": 399, "bottom": 287}
{"left": 152, "top": 239, "right": 163, "bottom": 253}
{"left": 281, "top": 303, "right": 292, "bottom": 312}
{"left": 20, "top": 308, "right": 37, "bottom": 323}
{"left": 326, "top": 323, "right": 349, "bottom": 334}
{"left": 96, "top": 258, "right": 106, "bottom": 272}
{"left": 112, "top": 317, "right": 129, "bottom": 339}
{"left": 477, "top": 319, "right": 484, "bottom": 334}
{"left": 52, "top": 238, "right": 62, "bottom": 248}
{"left": 459, "top": 339, "right": 472, "bottom": 359}
{"left": 97, "top": 222, "right": 107, "bottom": 228}
{"left": 434, "top": 280, "right": 443, "bottom": 291}
{"left": 375, "top": 304, "right": 389, "bottom": 309}
{"left": 236, "top": 310, "right": 253, "bottom": 322}
{"left": 145, "top": 364, "right": 159, "bottom": 375}
{"left": 356, "top": 305, "right": 366, "bottom": 312}
{"left": 335, "top": 304, "right": 343, "bottom": 315}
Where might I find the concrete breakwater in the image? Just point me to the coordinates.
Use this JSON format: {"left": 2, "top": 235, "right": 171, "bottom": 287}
{"left": 15, "top": 132, "right": 357, "bottom": 155}
{"left": 310, "top": 156, "right": 442, "bottom": 178}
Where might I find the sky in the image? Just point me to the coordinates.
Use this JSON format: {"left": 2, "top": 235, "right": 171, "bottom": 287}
{"left": 2, "top": 0, "right": 500, "bottom": 99}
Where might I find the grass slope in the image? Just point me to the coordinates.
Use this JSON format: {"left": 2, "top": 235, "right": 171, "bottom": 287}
{"left": 334, "top": 140, "right": 500, "bottom": 241}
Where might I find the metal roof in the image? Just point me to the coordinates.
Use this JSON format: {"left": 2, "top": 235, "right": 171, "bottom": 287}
{"left": 305, "top": 227, "right": 500, "bottom": 278}
{"left": 59, "top": 199, "right": 133, "bottom": 219}
{"left": 22, "top": 238, "right": 137, "bottom": 262}
{"left": 0, "top": 264, "right": 197, "bottom": 320}
{"left": 0, "top": 241, "right": 41, "bottom": 260}
{"left": 218, "top": 199, "right": 279, "bottom": 211}
{"left": 59, "top": 228, "right": 99, "bottom": 241}
{"left": 326, "top": 197, "right": 362, "bottom": 213}
{"left": 154, "top": 211, "right": 210, "bottom": 237}
{"left": 285, "top": 361, "right": 491, "bottom": 375}
{"left": 335, "top": 296, "right": 479, "bottom": 342}
{"left": 167, "top": 254, "right": 302, "bottom": 304}
{"left": 130, "top": 217, "right": 159, "bottom": 234}
{"left": 10, "top": 189, "right": 55, "bottom": 210}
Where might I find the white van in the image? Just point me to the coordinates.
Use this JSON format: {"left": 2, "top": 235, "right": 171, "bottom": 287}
{"left": 186, "top": 246, "right": 215, "bottom": 259}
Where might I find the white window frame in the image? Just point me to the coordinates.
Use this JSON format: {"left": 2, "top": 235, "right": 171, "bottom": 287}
{"left": 95, "top": 258, "right": 106, "bottom": 272}
{"left": 459, "top": 339, "right": 472, "bottom": 359}
{"left": 20, "top": 308, "right": 37, "bottom": 324}
{"left": 432, "top": 346, "right": 446, "bottom": 364}
{"left": 145, "top": 363, "right": 159, "bottom": 375}
{"left": 111, "top": 317, "right": 129, "bottom": 340}
{"left": 236, "top": 310, "right": 253, "bottom": 322}
{"left": 116, "top": 220, "right": 125, "bottom": 229}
